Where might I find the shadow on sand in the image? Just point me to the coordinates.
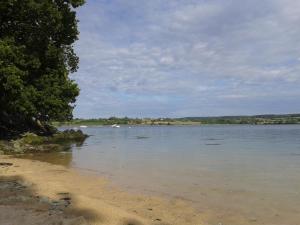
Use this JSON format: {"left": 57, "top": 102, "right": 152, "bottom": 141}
{"left": 0, "top": 173, "right": 101, "bottom": 225}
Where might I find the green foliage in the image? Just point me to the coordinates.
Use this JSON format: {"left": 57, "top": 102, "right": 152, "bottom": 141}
{"left": 182, "top": 114, "right": 300, "bottom": 125}
{"left": 0, "top": 0, "right": 84, "bottom": 138}
{"left": 56, "top": 117, "right": 144, "bottom": 126}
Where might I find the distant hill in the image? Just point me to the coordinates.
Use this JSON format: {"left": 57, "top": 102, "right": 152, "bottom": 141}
{"left": 183, "top": 113, "right": 300, "bottom": 120}
{"left": 179, "top": 113, "right": 300, "bottom": 124}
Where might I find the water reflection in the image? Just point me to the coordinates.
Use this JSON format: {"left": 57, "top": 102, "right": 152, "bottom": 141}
{"left": 14, "top": 125, "right": 300, "bottom": 225}
{"left": 16, "top": 139, "right": 86, "bottom": 167}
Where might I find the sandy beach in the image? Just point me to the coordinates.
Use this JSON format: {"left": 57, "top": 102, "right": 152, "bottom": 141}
{"left": 0, "top": 155, "right": 205, "bottom": 225}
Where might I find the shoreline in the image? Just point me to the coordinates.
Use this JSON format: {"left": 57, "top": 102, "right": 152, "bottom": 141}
{"left": 58, "top": 123, "right": 300, "bottom": 128}
{"left": 0, "top": 155, "right": 205, "bottom": 225}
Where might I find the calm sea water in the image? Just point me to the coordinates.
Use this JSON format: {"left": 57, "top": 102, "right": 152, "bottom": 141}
{"left": 26, "top": 125, "right": 300, "bottom": 225}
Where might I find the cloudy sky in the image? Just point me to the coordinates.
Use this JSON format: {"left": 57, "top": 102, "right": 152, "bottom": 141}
{"left": 72, "top": 0, "right": 300, "bottom": 118}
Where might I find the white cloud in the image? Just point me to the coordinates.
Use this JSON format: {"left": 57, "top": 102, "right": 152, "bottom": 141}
{"left": 73, "top": 0, "right": 300, "bottom": 117}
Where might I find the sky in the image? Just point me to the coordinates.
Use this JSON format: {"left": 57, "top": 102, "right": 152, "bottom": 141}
{"left": 72, "top": 0, "right": 300, "bottom": 118}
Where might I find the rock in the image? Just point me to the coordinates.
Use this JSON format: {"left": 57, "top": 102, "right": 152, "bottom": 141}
{"left": 0, "top": 162, "right": 13, "bottom": 166}
{"left": 51, "top": 130, "right": 89, "bottom": 143}
{"left": 19, "top": 133, "right": 45, "bottom": 145}
{"left": 39, "top": 196, "right": 51, "bottom": 204}
{"left": 0, "top": 130, "right": 88, "bottom": 154}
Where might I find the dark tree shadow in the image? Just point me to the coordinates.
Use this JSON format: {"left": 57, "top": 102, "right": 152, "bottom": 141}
{"left": 0, "top": 174, "right": 103, "bottom": 225}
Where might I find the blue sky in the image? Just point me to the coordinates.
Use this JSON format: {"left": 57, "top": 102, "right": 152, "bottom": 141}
{"left": 72, "top": 0, "right": 300, "bottom": 118}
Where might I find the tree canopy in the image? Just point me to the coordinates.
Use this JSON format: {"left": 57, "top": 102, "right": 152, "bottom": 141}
{"left": 0, "top": 0, "right": 85, "bottom": 138}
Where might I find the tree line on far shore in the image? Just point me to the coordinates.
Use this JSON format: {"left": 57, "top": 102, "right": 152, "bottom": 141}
{"left": 54, "top": 114, "right": 300, "bottom": 126}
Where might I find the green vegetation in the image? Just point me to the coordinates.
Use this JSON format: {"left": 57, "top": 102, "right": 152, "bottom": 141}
{"left": 53, "top": 117, "right": 144, "bottom": 126}
{"left": 0, "top": 0, "right": 85, "bottom": 138}
{"left": 55, "top": 114, "right": 300, "bottom": 126}
{"left": 182, "top": 114, "right": 300, "bottom": 125}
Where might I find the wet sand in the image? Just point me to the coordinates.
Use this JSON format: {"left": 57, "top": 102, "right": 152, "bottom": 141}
{"left": 0, "top": 155, "right": 205, "bottom": 225}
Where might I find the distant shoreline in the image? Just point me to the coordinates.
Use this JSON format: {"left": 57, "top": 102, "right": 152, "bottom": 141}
{"left": 53, "top": 113, "right": 300, "bottom": 126}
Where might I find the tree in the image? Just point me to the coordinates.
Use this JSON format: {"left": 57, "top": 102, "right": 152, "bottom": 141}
{"left": 0, "top": 0, "right": 85, "bottom": 138}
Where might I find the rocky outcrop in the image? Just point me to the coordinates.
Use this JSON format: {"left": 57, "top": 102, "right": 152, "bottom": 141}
{"left": 0, "top": 130, "right": 88, "bottom": 154}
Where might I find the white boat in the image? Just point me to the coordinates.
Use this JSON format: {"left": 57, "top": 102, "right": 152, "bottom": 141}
{"left": 79, "top": 125, "right": 88, "bottom": 128}
{"left": 111, "top": 124, "right": 120, "bottom": 128}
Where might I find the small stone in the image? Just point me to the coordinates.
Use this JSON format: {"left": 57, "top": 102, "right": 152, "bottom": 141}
{"left": 0, "top": 162, "right": 13, "bottom": 166}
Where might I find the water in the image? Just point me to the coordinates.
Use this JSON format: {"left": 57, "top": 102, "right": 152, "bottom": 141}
{"left": 26, "top": 125, "right": 300, "bottom": 225}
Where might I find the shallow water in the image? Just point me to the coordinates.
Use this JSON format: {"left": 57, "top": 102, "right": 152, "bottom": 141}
{"left": 24, "top": 125, "right": 300, "bottom": 225}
